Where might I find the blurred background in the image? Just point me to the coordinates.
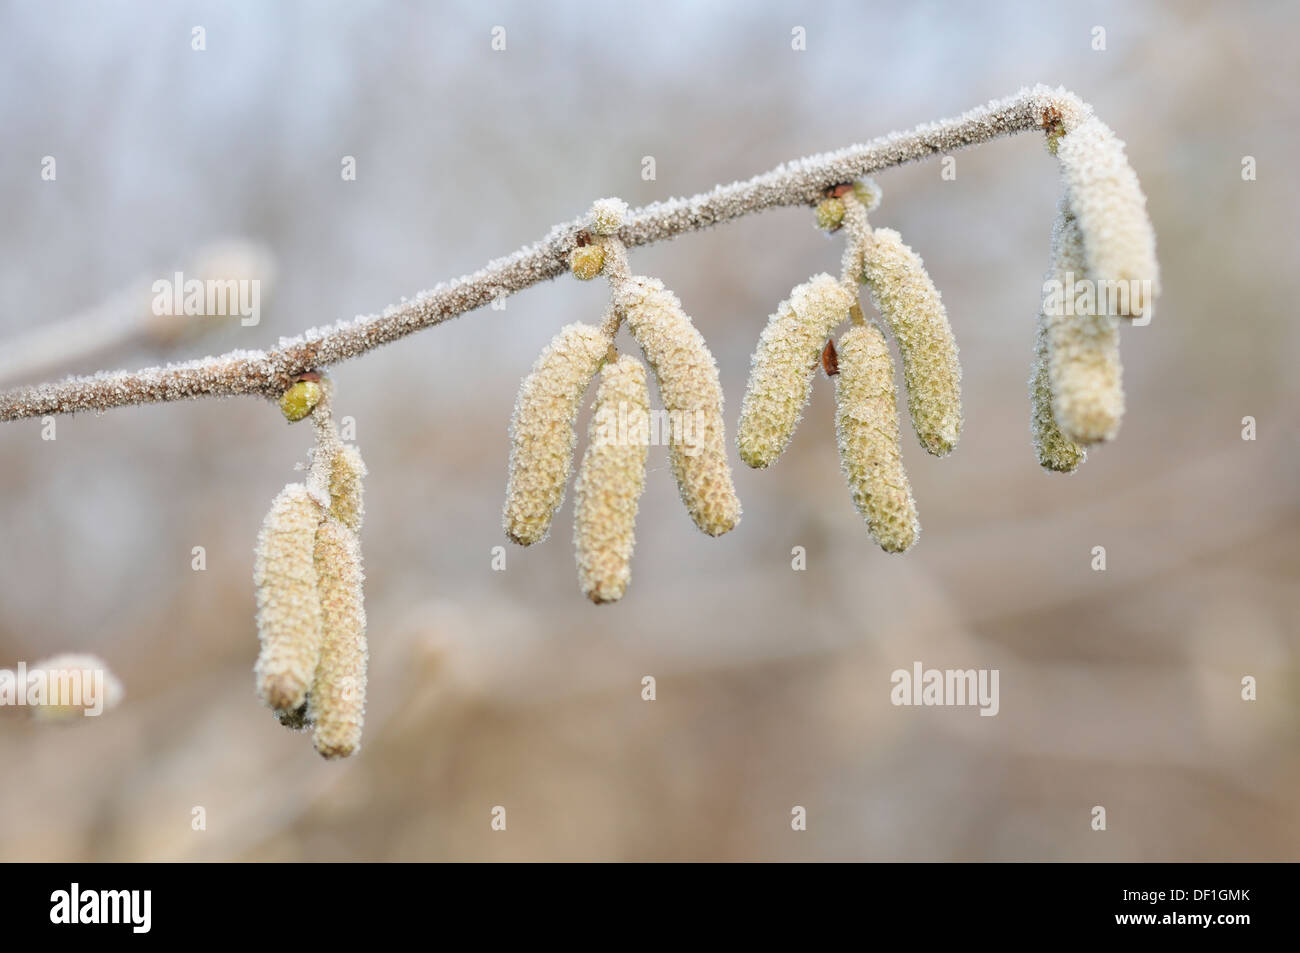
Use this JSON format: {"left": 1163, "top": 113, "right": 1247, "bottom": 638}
{"left": 0, "top": 0, "right": 1296, "bottom": 861}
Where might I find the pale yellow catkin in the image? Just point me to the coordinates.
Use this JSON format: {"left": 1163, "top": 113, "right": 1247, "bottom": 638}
{"left": 573, "top": 355, "right": 650, "bottom": 603}
{"left": 834, "top": 324, "right": 919, "bottom": 553}
{"left": 860, "top": 227, "right": 963, "bottom": 456}
{"left": 308, "top": 519, "right": 368, "bottom": 759}
{"left": 619, "top": 277, "right": 741, "bottom": 536}
{"left": 504, "top": 323, "right": 610, "bottom": 545}
{"left": 253, "top": 483, "right": 325, "bottom": 712}
{"left": 328, "top": 443, "right": 366, "bottom": 533}
{"left": 1042, "top": 197, "right": 1124, "bottom": 444}
{"left": 738, "top": 274, "right": 853, "bottom": 469}
{"left": 1029, "top": 314, "right": 1087, "bottom": 473}
{"left": 1054, "top": 115, "right": 1160, "bottom": 319}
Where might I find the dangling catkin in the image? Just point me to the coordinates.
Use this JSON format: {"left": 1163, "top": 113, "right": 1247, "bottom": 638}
{"left": 834, "top": 324, "right": 919, "bottom": 553}
{"left": 504, "top": 322, "right": 610, "bottom": 545}
{"left": 738, "top": 273, "right": 853, "bottom": 469}
{"left": 860, "top": 227, "right": 963, "bottom": 457}
{"left": 618, "top": 277, "right": 741, "bottom": 536}
{"left": 1054, "top": 116, "right": 1159, "bottom": 320}
{"left": 1041, "top": 197, "right": 1124, "bottom": 444}
{"left": 309, "top": 519, "right": 368, "bottom": 759}
{"left": 328, "top": 443, "right": 366, "bottom": 533}
{"left": 573, "top": 355, "right": 650, "bottom": 603}
{"left": 253, "top": 483, "right": 324, "bottom": 713}
{"left": 1029, "top": 313, "right": 1086, "bottom": 472}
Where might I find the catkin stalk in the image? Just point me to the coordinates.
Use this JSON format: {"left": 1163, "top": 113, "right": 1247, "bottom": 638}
{"left": 1041, "top": 198, "right": 1124, "bottom": 444}
{"left": 254, "top": 483, "right": 325, "bottom": 712}
{"left": 574, "top": 355, "right": 650, "bottom": 603}
{"left": 738, "top": 274, "right": 853, "bottom": 469}
{"left": 503, "top": 323, "right": 610, "bottom": 545}
{"left": 860, "top": 228, "right": 963, "bottom": 456}
{"left": 619, "top": 277, "right": 741, "bottom": 536}
{"left": 1055, "top": 116, "right": 1160, "bottom": 320}
{"left": 834, "top": 324, "right": 919, "bottom": 553}
{"left": 309, "top": 519, "right": 368, "bottom": 759}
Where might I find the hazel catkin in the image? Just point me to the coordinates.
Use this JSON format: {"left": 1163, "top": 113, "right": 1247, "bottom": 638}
{"left": 860, "top": 227, "right": 963, "bottom": 457}
{"left": 253, "top": 483, "right": 325, "bottom": 713}
{"left": 503, "top": 323, "right": 610, "bottom": 545}
{"left": 737, "top": 273, "right": 853, "bottom": 469}
{"left": 834, "top": 324, "right": 919, "bottom": 553}
{"left": 573, "top": 355, "right": 650, "bottom": 603}
{"left": 1054, "top": 116, "right": 1160, "bottom": 320}
{"left": 1041, "top": 197, "right": 1124, "bottom": 445}
{"left": 308, "top": 519, "right": 368, "bottom": 759}
{"left": 618, "top": 277, "right": 741, "bottom": 536}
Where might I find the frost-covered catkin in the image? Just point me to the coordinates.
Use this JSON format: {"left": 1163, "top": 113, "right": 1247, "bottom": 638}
{"left": 253, "top": 483, "right": 324, "bottom": 712}
{"left": 328, "top": 443, "right": 366, "bottom": 533}
{"left": 834, "top": 324, "right": 919, "bottom": 553}
{"left": 738, "top": 274, "right": 853, "bottom": 469}
{"left": 1030, "top": 314, "right": 1086, "bottom": 472}
{"left": 573, "top": 355, "right": 650, "bottom": 603}
{"left": 504, "top": 323, "right": 610, "bottom": 545}
{"left": 619, "top": 278, "right": 741, "bottom": 536}
{"left": 1042, "top": 198, "right": 1124, "bottom": 444}
{"left": 860, "top": 228, "right": 963, "bottom": 456}
{"left": 1055, "top": 116, "right": 1160, "bottom": 319}
{"left": 309, "top": 519, "right": 367, "bottom": 759}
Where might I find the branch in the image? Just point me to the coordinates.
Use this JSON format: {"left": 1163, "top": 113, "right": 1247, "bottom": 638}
{"left": 0, "top": 85, "right": 1088, "bottom": 423}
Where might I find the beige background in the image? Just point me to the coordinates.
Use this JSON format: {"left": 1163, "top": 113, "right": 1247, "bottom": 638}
{"left": 0, "top": 0, "right": 1296, "bottom": 860}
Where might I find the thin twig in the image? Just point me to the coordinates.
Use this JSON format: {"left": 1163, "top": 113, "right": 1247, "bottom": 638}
{"left": 0, "top": 85, "right": 1087, "bottom": 423}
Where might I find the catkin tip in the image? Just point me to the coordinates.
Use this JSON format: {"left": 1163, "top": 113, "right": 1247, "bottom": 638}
{"left": 738, "top": 273, "right": 853, "bottom": 469}
{"left": 504, "top": 323, "right": 610, "bottom": 545}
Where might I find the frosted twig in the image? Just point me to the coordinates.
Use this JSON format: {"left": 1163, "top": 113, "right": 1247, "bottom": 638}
{"left": 0, "top": 85, "right": 1091, "bottom": 423}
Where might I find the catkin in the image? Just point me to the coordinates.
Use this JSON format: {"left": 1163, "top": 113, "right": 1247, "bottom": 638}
{"left": 1055, "top": 116, "right": 1160, "bottom": 319}
{"left": 1029, "top": 313, "right": 1086, "bottom": 472}
{"left": 503, "top": 323, "right": 610, "bottom": 545}
{"left": 328, "top": 443, "right": 366, "bottom": 533}
{"left": 253, "top": 483, "right": 324, "bottom": 713}
{"left": 738, "top": 274, "right": 853, "bottom": 469}
{"left": 1042, "top": 198, "right": 1125, "bottom": 444}
{"left": 573, "top": 355, "right": 650, "bottom": 603}
{"left": 619, "top": 277, "right": 741, "bottom": 536}
{"left": 834, "top": 324, "right": 919, "bottom": 553}
{"left": 309, "top": 519, "right": 368, "bottom": 759}
{"left": 860, "top": 228, "right": 963, "bottom": 456}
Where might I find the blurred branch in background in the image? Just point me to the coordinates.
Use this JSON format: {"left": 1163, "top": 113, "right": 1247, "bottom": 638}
{"left": 0, "top": 239, "right": 275, "bottom": 388}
